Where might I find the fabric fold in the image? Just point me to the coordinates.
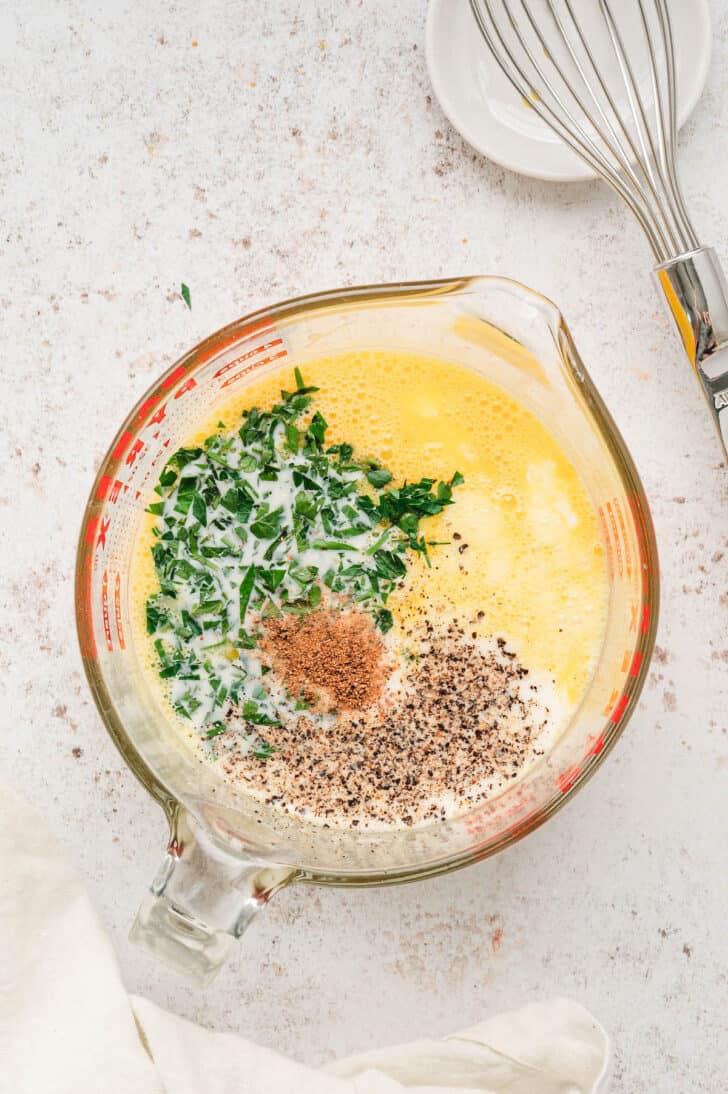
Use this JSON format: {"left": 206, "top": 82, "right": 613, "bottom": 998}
{"left": 0, "top": 785, "right": 609, "bottom": 1093}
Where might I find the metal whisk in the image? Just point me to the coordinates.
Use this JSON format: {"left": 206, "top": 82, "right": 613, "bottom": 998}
{"left": 470, "top": 0, "right": 728, "bottom": 456}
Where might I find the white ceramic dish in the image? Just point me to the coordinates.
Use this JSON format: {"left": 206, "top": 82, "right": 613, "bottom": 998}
{"left": 425, "top": 0, "right": 712, "bottom": 182}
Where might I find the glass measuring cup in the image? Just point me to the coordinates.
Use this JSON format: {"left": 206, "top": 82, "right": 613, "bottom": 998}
{"left": 75, "top": 277, "right": 658, "bottom": 984}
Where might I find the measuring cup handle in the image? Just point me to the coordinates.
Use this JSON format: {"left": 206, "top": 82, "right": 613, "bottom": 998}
{"left": 130, "top": 806, "right": 295, "bottom": 985}
{"left": 654, "top": 247, "right": 728, "bottom": 457}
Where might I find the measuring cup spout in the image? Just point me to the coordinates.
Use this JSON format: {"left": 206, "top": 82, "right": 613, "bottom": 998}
{"left": 130, "top": 806, "right": 295, "bottom": 985}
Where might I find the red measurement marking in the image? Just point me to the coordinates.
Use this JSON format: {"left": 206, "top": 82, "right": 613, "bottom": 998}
{"left": 97, "top": 517, "right": 111, "bottom": 550}
{"left": 96, "top": 475, "right": 112, "bottom": 500}
{"left": 605, "top": 500, "right": 624, "bottom": 578}
{"left": 197, "top": 319, "right": 274, "bottom": 367}
{"left": 585, "top": 733, "right": 605, "bottom": 757}
{"left": 627, "top": 491, "right": 655, "bottom": 577}
{"left": 148, "top": 403, "right": 167, "bottom": 426}
{"left": 610, "top": 693, "right": 629, "bottom": 725}
{"left": 161, "top": 364, "right": 187, "bottom": 390}
{"left": 501, "top": 790, "right": 534, "bottom": 820}
{"left": 136, "top": 393, "right": 162, "bottom": 422}
{"left": 113, "top": 430, "right": 134, "bottom": 461}
{"left": 641, "top": 603, "right": 650, "bottom": 634}
{"left": 213, "top": 338, "right": 284, "bottom": 379}
{"left": 84, "top": 517, "right": 98, "bottom": 545}
{"left": 630, "top": 651, "right": 643, "bottom": 677}
{"left": 220, "top": 349, "right": 287, "bottom": 389}
{"left": 101, "top": 570, "right": 113, "bottom": 651}
{"left": 558, "top": 764, "right": 581, "bottom": 794}
{"left": 114, "top": 571, "right": 125, "bottom": 651}
{"left": 463, "top": 814, "right": 492, "bottom": 838}
{"left": 173, "top": 376, "right": 197, "bottom": 399}
{"left": 108, "top": 479, "right": 126, "bottom": 504}
{"left": 125, "top": 438, "right": 145, "bottom": 466}
{"left": 602, "top": 688, "right": 619, "bottom": 717}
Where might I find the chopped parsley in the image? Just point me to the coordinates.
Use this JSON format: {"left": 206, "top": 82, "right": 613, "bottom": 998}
{"left": 145, "top": 369, "right": 462, "bottom": 755}
{"left": 180, "top": 282, "right": 192, "bottom": 309}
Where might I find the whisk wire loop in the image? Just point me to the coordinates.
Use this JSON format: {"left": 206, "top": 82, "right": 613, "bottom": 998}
{"left": 469, "top": 0, "right": 701, "bottom": 262}
{"left": 525, "top": 0, "right": 674, "bottom": 253}
{"left": 472, "top": 0, "right": 663, "bottom": 248}
{"left": 651, "top": 0, "right": 700, "bottom": 249}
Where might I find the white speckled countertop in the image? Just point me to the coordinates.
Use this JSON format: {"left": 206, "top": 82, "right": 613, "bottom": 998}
{"left": 1, "top": 2, "right": 727, "bottom": 1090}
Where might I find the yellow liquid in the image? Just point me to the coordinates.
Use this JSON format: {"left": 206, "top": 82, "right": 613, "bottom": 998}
{"left": 132, "top": 350, "right": 608, "bottom": 734}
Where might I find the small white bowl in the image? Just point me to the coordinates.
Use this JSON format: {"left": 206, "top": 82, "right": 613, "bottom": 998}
{"left": 425, "top": 0, "right": 712, "bottom": 182}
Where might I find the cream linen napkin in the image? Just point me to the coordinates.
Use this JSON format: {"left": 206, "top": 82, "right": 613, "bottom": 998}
{"left": 0, "top": 784, "right": 610, "bottom": 1093}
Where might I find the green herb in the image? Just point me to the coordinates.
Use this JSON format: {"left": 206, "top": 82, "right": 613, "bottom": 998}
{"left": 285, "top": 422, "right": 300, "bottom": 452}
{"left": 181, "top": 609, "right": 202, "bottom": 636}
{"left": 308, "top": 584, "right": 322, "bottom": 608}
{"left": 205, "top": 722, "right": 228, "bottom": 739}
{"left": 145, "top": 367, "right": 463, "bottom": 746}
{"left": 159, "top": 468, "right": 178, "bottom": 488}
{"left": 311, "top": 540, "right": 359, "bottom": 551}
{"left": 308, "top": 411, "right": 327, "bottom": 447}
{"left": 239, "top": 565, "right": 256, "bottom": 623}
{"left": 373, "top": 550, "right": 407, "bottom": 580}
{"left": 181, "top": 282, "right": 192, "bottom": 309}
{"left": 252, "top": 740, "right": 278, "bottom": 760}
{"left": 250, "top": 507, "right": 284, "bottom": 539}
{"left": 146, "top": 601, "right": 167, "bottom": 634}
{"left": 192, "top": 493, "right": 207, "bottom": 525}
{"left": 242, "top": 699, "right": 280, "bottom": 727}
{"left": 366, "top": 467, "right": 392, "bottom": 488}
{"left": 294, "top": 366, "right": 318, "bottom": 393}
{"left": 258, "top": 568, "right": 286, "bottom": 592}
{"left": 374, "top": 607, "right": 394, "bottom": 633}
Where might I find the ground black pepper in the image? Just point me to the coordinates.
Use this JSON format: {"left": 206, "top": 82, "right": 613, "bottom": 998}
{"left": 218, "top": 616, "right": 552, "bottom": 829}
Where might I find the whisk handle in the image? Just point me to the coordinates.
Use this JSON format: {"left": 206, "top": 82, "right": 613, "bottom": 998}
{"left": 655, "top": 248, "right": 728, "bottom": 458}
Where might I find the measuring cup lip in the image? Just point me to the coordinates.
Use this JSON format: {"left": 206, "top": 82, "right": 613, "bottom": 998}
{"left": 75, "top": 276, "right": 659, "bottom": 887}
